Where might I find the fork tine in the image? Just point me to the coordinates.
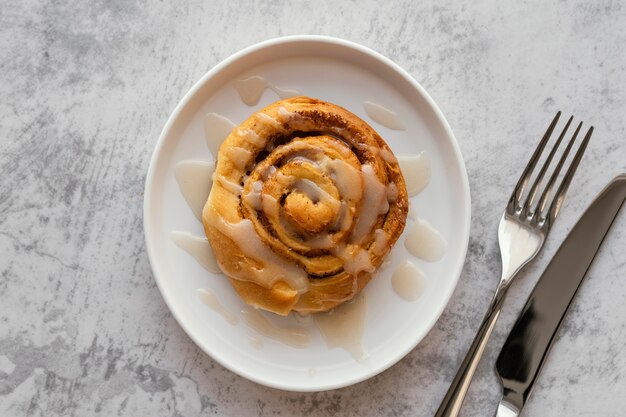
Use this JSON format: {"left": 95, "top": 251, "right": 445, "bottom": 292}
{"left": 534, "top": 120, "right": 582, "bottom": 219}
{"left": 509, "top": 111, "right": 561, "bottom": 211}
{"left": 522, "top": 115, "right": 573, "bottom": 217}
{"left": 545, "top": 125, "right": 593, "bottom": 223}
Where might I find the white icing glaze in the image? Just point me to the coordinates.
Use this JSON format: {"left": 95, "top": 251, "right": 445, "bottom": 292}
{"left": 331, "top": 244, "right": 375, "bottom": 277}
{"left": 262, "top": 165, "right": 277, "bottom": 180}
{"left": 378, "top": 147, "right": 398, "bottom": 164}
{"left": 294, "top": 178, "right": 340, "bottom": 209}
{"left": 204, "top": 113, "right": 236, "bottom": 157}
{"left": 237, "top": 128, "right": 265, "bottom": 148}
{"left": 285, "top": 154, "right": 316, "bottom": 165}
{"left": 233, "top": 76, "right": 300, "bottom": 106}
{"left": 174, "top": 160, "right": 215, "bottom": 221}
{"left": 302, "top": 233, "right": 334, "bottom": 249}
{"left": 233, "top": 76, "right": 268, "bottom": 106}
{"left": 371, "top": 229, "right": 388, "bottom": 256}
{"left": 331, "top": 202, "right": 352, "bottom": 232}
{"left": 225, "top": 146, "right": 252, "bottom": 171}
{"left": 326, "top": 158, "right": 363, "bottom": 201}
{"left": 391, "top": 261, "right": 425, "bottom": 301}
{"left": 242, "top": 180, "right": 264, "bottom": 210}
{"left": 363, "top": 101, "right": 406, "bottom": 130}
{"left": 351, "top": 164, "right": 388, "bottom": 243}
{"left": 261, "top": 194, "right": 280, "bottom": 219}
{"left": 256, "top": 112, "right": 283, "bottom": 129}
{"left": 380, "top": 257, "right": 392, "bottom": 270}
{"left": 213, "top": 173, "right": 244, "bottom": 195}
{"left": 271, "top": 86, "right": 300, "bottom": 99}
{"left": 281, "top": 155, "right": 363, "bottom": 204}
{"left": 171, "top": 231, "right": 221, "bottom": 273}
{"left": 240, "top": 306, "right": 310, "bottom": 348}
{"left": 386, "top": 182, "right": 398, "bottom": 203}
{"left": 398, "top": 152, "right": 431, "bottom": 197}
{"left": 277, "top": 106, "right": 300, "bottom": 123}
{"left": 405, "top": 218, "right": 447, "bottom": 261}
{"left": 208, "top": 216, "right": 309, "bottom": 293}
{"left": 294, "top": 311, "right": 313, "bottom": 324}
{"left": 197, "top": 288, "right": 238, "bottom": 324}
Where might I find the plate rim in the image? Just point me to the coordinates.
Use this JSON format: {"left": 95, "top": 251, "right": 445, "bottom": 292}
{"left": 143, "top": 34, "right": 471, "bottom": 392}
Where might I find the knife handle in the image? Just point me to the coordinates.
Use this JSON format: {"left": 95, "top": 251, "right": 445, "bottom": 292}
{"left": 434, "top": 287, "right": 508, "bottom": 417}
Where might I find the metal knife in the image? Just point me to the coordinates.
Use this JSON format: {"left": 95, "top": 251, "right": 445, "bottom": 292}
{"left": 494, "top": 174, "right": 626, "bottom": 417}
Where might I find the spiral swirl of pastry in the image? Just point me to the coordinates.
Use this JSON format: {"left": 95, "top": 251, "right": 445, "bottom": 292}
{"left": 203, "top": 97, "right": 408, "bottom": 315}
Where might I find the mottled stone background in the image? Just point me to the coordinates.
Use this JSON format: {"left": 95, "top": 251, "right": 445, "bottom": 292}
{"left": 1, "top": 0, "right": 625, "bottom": 416}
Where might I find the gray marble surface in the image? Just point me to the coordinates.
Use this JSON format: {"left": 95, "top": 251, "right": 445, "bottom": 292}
{"left": 1, "top": 0, "right": 625, "bottom": 416}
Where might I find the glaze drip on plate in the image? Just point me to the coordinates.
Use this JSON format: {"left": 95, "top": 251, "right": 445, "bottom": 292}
{"left": 363, "top": 101, "right": 406, "bottom": 131}
{"left": 171, "top": 231, "right": 221, "bottom": 273}
{"left": 392, "top": 261, "right": 425, "bottom": 301}
{"left": 398, "top": 153, "right": 431, "bottom": 197}
{"left": 405, "top": 218, "right": 447, "bottom": 262}
{"left": 234, "top": 76, "right": 300, "bottom": 106}
{"left": 240, "top": 307, "right": 310, "bottom": 349}
{"left": 313, "top": 293, "right": 368, "bottom": 361}
{"left": 205, "top": 113, "right": 236, "bottom": 157}
{"left": 174, "top": 160, "right": 215, "bottom": 221}
{"left": 198, "top": 288, "right": 239, "bottom": 324}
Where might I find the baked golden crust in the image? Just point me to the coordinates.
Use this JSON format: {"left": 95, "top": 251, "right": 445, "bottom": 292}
{"left": 202, "top": 97, "right": 408, "bottom": 315}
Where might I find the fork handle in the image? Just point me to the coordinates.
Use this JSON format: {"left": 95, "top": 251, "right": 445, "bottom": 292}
{"left": 434, "top": 287, "right": 508, "bottom": 417}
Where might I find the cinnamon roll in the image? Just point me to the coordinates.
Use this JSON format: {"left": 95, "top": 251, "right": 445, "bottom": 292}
{"left": 202, "top": 97, "right": 408, "bottom": 315}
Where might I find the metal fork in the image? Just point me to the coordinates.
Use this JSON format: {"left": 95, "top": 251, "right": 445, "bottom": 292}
{"left": 434, "top": 112, "right": 593, "bottom": 417}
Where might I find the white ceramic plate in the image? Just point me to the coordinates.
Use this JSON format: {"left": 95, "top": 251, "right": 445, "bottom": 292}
{"left": 144, "top": 35, "right": 470, "bottom": 392}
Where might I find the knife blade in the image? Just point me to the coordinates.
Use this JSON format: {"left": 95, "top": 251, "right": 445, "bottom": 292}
{"left": 493, "top": 174, "right": 626, "bottom": 417}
